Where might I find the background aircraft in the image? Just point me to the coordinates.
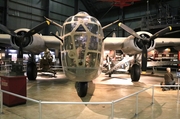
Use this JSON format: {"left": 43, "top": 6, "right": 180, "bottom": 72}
{"left": 0, "top": 11, "right": 173, "bottom": 97}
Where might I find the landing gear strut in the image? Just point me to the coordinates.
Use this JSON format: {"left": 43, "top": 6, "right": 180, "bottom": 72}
{"left": 26, "top": 55, "right": 37, "bottom": 80}
{"left": 105, "top": 55, "right": 114, "bottom": 77}
{"left": 75, "top": 82, "right": 88, "bottom": 97}
{"left": 130, "top": 64, "right": 140, "bottom": 82}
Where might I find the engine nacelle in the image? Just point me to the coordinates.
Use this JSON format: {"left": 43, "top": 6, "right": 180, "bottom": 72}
{"left": 10, "top": 28, "right": 46, "bottom": 54}
{"left": 121, "top": 31, "right": 156, "bottom": 55}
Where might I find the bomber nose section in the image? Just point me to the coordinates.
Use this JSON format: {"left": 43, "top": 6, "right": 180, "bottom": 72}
{"left": 61, "top": 12, "right": 104, "bottom": 82}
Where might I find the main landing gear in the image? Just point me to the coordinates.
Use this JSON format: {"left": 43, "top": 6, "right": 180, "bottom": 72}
{"left": 75, "top": 82, "right": 88, "bottom": 97}
{"left": 130, "top": 64, "right": 140, "bottom": 82}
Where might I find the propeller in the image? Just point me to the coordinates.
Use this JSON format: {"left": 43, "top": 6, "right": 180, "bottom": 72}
{"left": 44, "top": 17, "right": 63, "bottom": 28}
{"left": 118, "top": 22, "right": 172, "bottom": 71}
{"left": 102, "top": 28, "right": 116, "bottom": 41}
{"left": 0, "top": 24, "right": 17, "bottom": 37}
{"left": 0, "top": 21, "right": 51, "bottom": 58}
{"left": 118, "top": 23, "right": 142, "bottom": 39}
{"left": 149, "top": 26, "right": 172, "bottom": 41}
{"left": 50, "top": 32, "right": 63, "bottom": 44}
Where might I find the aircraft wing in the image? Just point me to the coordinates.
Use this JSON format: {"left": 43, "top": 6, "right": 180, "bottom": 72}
{"left": 104, "top": 37, "right": 126, "bottom": 50}
{"left": 41, "top": 35, "right": 60, "bottom": 49}
{"left": 147, "top": 60, "right": 180, "bottom": 67}
{"left": 104, "top": 37, "right": 180, "bottom": 51}
{"left": 0, "top": 34, "right": 11, "bottom": 45}
{"left": 155, "top": 38, "right": 180, "bottom": 49}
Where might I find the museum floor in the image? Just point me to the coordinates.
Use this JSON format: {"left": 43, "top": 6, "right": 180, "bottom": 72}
{"left": 0, "top": 70, "right": 180, "bottom": 119}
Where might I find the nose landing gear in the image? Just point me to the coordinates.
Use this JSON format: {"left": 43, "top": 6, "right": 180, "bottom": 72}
{"left": 75, "top": 82, "right": 88, "bottom": 97}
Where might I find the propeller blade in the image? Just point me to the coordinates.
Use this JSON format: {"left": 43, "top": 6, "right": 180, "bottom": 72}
{"left": 165, "top": 30, "right": 180, "bottom": 35}
{"left": 18, "top": 41, "right": 24, "bottom": 58}
{"left": 149, "top": 26, "right": 172, "bottom": 41}
{"left": 24, "top": 20, "right": 51, "bottom": 37}
{"left": 102, "top": 28, "right": 116, "bottom": 41}
{"left": 102, "top": 19, "right": 119, "bottom": 30}
{"left": 141, "top": 45, "right": 147, "bottom": 71}
{"left": 44, "top": 17, "right": 63, "bottom": 28}
{"left": 118, "top": 22, "right": 142, "bottom": 39}
{"left": 0, "top": 24, "right": 17, "bottom": 36}
{"left": 50, "top": 32, "right": 63, "bottom": 43}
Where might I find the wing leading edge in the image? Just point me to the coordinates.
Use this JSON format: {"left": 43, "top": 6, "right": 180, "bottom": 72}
{"left": 0, "top": 34, "right": 11, "bottom": 45}
{"left": 104, "top": 37, "right": 126, "bottom": 50}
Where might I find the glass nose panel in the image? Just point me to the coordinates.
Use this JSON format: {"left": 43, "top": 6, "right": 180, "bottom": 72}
{"left": 85, "top": 23, "right": 98, "bottom": 34}
{"left": 64, "top": 36, "right": 73, "bottom": 50}
{"left": 64, "top": 24, "right": 73, "bottom": 34}
{"left": 85, "top": 52, "right": 97, "bottom": 67}
{"left": 76, "top": 25, "right": 86, "bottom": 32}
{"left": 89, "top": 36, "right": 98, "bottom": 50}
{"left": 74, "top": 34, "right": 87, "bottom": 59}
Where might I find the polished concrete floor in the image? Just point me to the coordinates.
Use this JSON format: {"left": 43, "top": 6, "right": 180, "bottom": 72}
{"left": 0, "top": 70, "right": 180, "bottom": 119}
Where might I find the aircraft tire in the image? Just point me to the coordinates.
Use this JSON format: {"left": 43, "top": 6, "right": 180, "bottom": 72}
{"left": 130, "top": 64, "right": 140, "bottom": 82}
{"left": 75, "top": 82, "right": 88, "bottom": 97}
{"left": 27, "top": 61, "right": 37, "bottom": 80}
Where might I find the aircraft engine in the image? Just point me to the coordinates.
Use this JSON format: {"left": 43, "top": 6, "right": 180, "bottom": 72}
{"left": 11, "top": 28, "right": 46, "bottom": 54}
{"left": 121, "top": 31, "right": 156, "bottom": 55}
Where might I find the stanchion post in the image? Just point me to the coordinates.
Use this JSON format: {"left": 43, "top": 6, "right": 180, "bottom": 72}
{"left": 135, "top": 94, "right": 139, "bottom": 116}
{"left": 39, "top": 100, "right": 42, "bottom": 119}
{"left": 177, "top": 78, "right": 180, "bottom": 103}
{"left": 111, "top": 101, "right": 114, "bottom": 119}
{"left": 152, "top": 86, "right": 154, "bottom": 105}
{"left": 0, "top": 91, "right": 3, "bottom": 114}
{"left": 176, "top": 71, "right": 180, "bottom": 104}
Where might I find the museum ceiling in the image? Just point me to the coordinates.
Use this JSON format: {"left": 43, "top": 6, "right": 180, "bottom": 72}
{"left": 81, "top": 0, "right": 137, "bottom": 17}
{"left": 80, "top": 0, "right": 163, "bottom": 17}
{"left": 81, "top": 0, "right": 180, "bottom": 37}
